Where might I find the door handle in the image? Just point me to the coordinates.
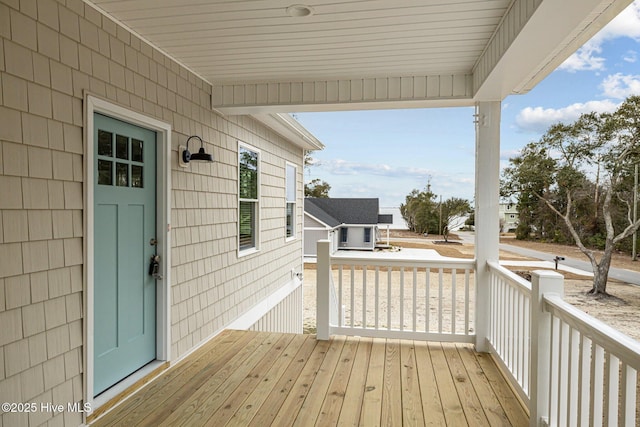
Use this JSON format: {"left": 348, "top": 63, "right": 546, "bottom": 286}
{"left": 148, "top": 255, "right": 162, "bottom": 280}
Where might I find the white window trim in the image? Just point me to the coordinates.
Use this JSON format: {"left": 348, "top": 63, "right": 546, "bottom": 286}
{"left": 238, "top": 141, "right": 260, "bottom": 257}
{"left": 285, "top": 162, "right": 297, "bottom": 242}
{"left": 83, "top": 93, "right": 172, "bottom": 415}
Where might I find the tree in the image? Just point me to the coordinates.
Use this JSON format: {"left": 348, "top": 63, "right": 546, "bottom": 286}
{"left": 305, "top": 178, "right": 331, "bottom": 198}
{"left": 303, "top": 152, "right": 331, "bottom": 198}
{"left": 439, "top": 197, "right": 472, "bottom": 242}
{"left": 400, "top": 186, "right": 471, "bottom": 240}
{"left": 502, "top": 96, "right": 640, "bottom": 296}
{"left": 400, "top": 186, "right": 438, "bottom": 234}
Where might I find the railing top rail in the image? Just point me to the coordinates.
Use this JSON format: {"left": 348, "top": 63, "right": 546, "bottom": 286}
{"left": 487, "top": 261, "right": 532, "bottom": 295}
{"left": 328, "top": 254, "right": 476, "bottom": 270}
{"left": 544, "top": 293, "right": 640, "bottom": 369}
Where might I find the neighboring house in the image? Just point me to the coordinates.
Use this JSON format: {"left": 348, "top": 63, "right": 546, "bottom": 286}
{"left": 304, "top": 198, "right": 393, "bottom": 256}
{"left": 499, "top": 203, "right": 519, "bottom": 232}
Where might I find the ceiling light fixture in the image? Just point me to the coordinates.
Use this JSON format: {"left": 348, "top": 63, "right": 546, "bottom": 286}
{"left": 286, "top": 4, "right": 313, "bottom": 17}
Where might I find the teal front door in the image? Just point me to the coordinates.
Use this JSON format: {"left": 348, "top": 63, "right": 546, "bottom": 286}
{"left": 93, "top": 113, "right": 157, "bottom": 396}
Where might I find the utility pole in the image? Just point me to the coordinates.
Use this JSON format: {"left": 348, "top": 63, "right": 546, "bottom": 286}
{"left": 633, "top": 164, "right": 638, "bottom": 261}
{"left": 438, "top": 195, "right": 443, "bottom": 236}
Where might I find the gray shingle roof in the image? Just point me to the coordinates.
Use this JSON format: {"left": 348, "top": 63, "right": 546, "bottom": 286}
{"left": 305, "top": 198, "right": 380, "bottom": 226}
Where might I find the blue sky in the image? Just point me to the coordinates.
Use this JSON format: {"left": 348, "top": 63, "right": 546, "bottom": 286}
{"left": 294, "top": 1, "right": 640, "bottom": 208}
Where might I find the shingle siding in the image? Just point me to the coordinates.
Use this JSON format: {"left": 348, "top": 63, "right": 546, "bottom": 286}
{"left": 0, "top": 1, "right": 305, "bottom": 424}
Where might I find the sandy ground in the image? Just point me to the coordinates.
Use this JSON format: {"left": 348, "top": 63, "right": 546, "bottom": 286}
{"left": 303, "top": 231, "right": 640, "bottom": 342}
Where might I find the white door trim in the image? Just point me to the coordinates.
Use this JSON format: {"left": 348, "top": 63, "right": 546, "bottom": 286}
{"left": 83, "top": 93, "right": 172, "bottom": 412}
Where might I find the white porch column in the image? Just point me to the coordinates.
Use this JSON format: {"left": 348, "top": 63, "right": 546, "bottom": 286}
{"left": 316, "top": 240, "right": 331, "bottom": 340}
{"left": 474, "top": 101, "right": 501, "bottom": 352}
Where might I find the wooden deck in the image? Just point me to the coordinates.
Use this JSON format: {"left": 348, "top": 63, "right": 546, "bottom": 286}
{"left": 91, "top": 330, "right": 528, "bottom": 426}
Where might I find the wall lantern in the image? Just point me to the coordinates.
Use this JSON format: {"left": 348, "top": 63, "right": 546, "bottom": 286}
{"left": 181, "top": 135, "right": 213, "bottom": 166}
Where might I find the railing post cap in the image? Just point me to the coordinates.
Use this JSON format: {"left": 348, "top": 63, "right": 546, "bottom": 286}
{"left": 531, "top": 270, "right": 564, "bottom": 279}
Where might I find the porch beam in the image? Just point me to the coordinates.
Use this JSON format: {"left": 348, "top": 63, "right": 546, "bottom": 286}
{"left": 474, "top": 101, "right": 501, "bottom": 353}
{"left": 474, "top": 0, "right": 633, "bottom": 99}
{"left": 212, "top": 74, "right": 473, "bottom": 114}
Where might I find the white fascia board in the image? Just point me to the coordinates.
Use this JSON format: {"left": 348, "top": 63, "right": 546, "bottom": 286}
{"left": 474, "top": 0, "right": 633, "bottom": 100}
{"left": 252, "top": 113, "right": 324, "bottom": 151}
{"left": 304, "top": 211, "right": 333, "bottom": 230}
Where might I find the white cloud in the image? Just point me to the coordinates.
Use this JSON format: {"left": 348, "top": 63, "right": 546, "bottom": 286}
{"left": 515, "top": 100, "right": 619, "bottom": 133}
{"left": 322, "top": 159, "right": 432, "bottom": 179}
{"left": 558, "top": 42, "right": 605, "bottom": 72}
{"left": 623, "top": 50, "right": 638, "bottom": 63}
{"left": 600, "top": 73, "right": 640, "bottom": 99}
{"left": 559, "top": 1, "right": 640, "bottom": 72}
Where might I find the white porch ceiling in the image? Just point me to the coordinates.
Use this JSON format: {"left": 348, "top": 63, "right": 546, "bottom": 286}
{"left": 86, "top": 0, "right": 633, "bottom": 113}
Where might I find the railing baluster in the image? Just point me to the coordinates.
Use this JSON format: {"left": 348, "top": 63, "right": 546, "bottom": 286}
{"left": 412, "top": 267, "right": 417, "bottom": 332}
{"left": 438, "top": 268, "right": 443, "bottom": 334}
{"left": 363, "top": 266, "right": 367, "bottom": 329}
{"left": 425, "top": 267, "right": 430, "bottom": 333}
{"left": 375, "top": 266, "right": 379, "bottom": 330}
{"left": 605, "top": 352, "right": 620, "bottom": 426}
{"left": 568, "top": 327, "right": 580, "bottom": 427}
{"left": 451, "top": 268, "right": 456, "bottom": 334}
{"left": 591, "top": 345, "right": 605, "bottom": 427}
{"left": 400, "top": 267, "right": 405, "bottom": 331}
{"left": 523, "top": 291, "right": 530, "bottom": 396}
{"left": 506, "top": 286, "right": 515, "bottom": 369}
{"left": 464, "top": 268, "right": 469, "bottom": 336}
{"left": 558, "top": 321, "right": 570, "bottom": 425}
{"left": 350, "top": 265, "right": 355, "bottom": 328}
{"left": 620, "top": 363, "right": 637, "bottom": 427}
{"left": 577, "top": 335, "right": 591, "bottom": 427}
{"left": 387, "top": 267, "right": 392, "bottom": 331}
{"left": 549, "top": 316, "right": 560, "bottom": 426}
{"left": 338, "top": 265, "right": 343, "bottom": 327}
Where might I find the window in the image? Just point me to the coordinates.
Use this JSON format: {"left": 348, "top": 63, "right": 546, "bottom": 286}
{"left": 364, "top": 227, "right": 372, "bottom": 243}
{"left": 286, "top": 163, "right": 296, "bottom": 239}
{"left": 340, "top": 228, "right": 348, "bottom": 243}
{"left": 239, "top": 143, "right": 259, "bottom": 253}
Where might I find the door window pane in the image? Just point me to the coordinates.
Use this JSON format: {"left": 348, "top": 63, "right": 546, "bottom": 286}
{"left": 116, "top": 135, "right": 129, "bottom": 160}
{"left": 98, "top": 160, "right": 112, "bottom": 185}
{"left": 131, "top": 165, "right": 143, "bottom": 188}
{"left": 98, "top": 130, "right": 113, "bottom": 156}
{"left": 132, "top": 139, "right": 143, "bottom": 162}
{"left": 116, "top": 163, "right": 128, "bottom": 187}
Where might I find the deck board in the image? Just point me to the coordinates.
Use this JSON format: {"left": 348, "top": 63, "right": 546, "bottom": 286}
{"left": 91, "top": 330, "right": 529, "bottom": 427}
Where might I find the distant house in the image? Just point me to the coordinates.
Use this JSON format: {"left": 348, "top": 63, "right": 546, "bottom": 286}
{"left": 304, "top": 198, "right": 393, "bottom": 256}
{"left": 499, "top": 203, "right": 519, "bottom": 232}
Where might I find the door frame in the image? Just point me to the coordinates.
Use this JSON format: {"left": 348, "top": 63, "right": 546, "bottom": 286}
{"left": 83, "top": 93, "right": 172, "bottom": 411}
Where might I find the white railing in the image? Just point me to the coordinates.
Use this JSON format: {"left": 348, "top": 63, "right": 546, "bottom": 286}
{"left": 487, "top": 261, "right": 532, "bottom": 406}
{"left": 487, "top": 264, "right": 640, "bottom": 427}
{"left": 316, "top": 240, "right": 475, "bottom": 342}
{"left": 541, "top": 293, "right": 640, "bottom": 427}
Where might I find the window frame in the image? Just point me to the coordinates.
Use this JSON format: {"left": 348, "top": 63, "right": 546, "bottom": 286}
{"left": 285, "top": 162, "right": 297, "bottom": 241}
{"left": 364, "top": 227, "right": 372, "bottom": 243}
{"left": 340, "top": 227, "right": 348, "bottom": 243}
{"left": 238, "top": 142, "right": 261, "bottom": 256}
